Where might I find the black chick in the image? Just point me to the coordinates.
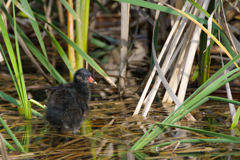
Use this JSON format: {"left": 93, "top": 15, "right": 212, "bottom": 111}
{"left": 46, "top": 68, "right": 96, "bottom": 134}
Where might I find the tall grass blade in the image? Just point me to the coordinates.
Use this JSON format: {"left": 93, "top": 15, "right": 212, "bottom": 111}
{"left": 13, "top": 2, "right": 32, "bottom": 119}
{"left": 208, "top": 96, "right": 240, "bottom": 106}
{"left": 0, "top": 11, "right": 30, "bottom": 117}
{"left": 156, "top": 123, "right": 240, "bottom": 141}
{"left": 0, "top": 116, "right": 25, "bottom": 152}
{"left": 0, "top": 5, "right": 66, "bottom": 84}
{"left": 1, "top": 44, "right": 43, "bottom": 118}
{"left": 151, "top": 138, "right": 240, "bottom": 149}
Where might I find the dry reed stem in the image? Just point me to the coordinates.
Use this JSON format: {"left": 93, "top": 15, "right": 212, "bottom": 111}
{"left": 176, "top": 0, "right": 209, "bottom": 103}
{"left": 119, "top": 2, "right": 130, "bottom": 96}
{"left": 57, "top": 0, "right": 65, "bottom": 32}
{"left": 67, "top": 0, "right": 76, "bottom": 80}
{"left": 142, "top": 1, "right": 192, "bottom": 117}
{"left": 133, "top": 1, "right": 190, "bottom": 116}
{"left": 43, "top": 0, "right": 58, "bottom": 68}
{"left": 218, "top": 4, "right": 236, "bottom": 121}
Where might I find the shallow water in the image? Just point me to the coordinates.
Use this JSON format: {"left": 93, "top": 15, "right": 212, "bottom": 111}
{"left": 1, "top": 73, "right": 240, "bottom": 159}
{"left": 1, "top": 100, "right": 240, "bottom": 159}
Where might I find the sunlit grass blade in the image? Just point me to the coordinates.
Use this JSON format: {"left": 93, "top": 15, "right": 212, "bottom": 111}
{"left": 0, "top": 11, "right": 30, "bottom": 117}
{"left": 29, "top": 99, "right": 46, "bottom": 110}
{"left": 130, "top": 123, "right": 156, "bottom": 150}
{"left": 1, "top": 44, "right": 43, "bottom": 118}
{"left": 162, "top": 71, "right": 240, "bottom": 128}
{"left": 13, "top": 2, "right": 32, "bottom": 119}
{"left": 0, "top": 5, "right": 66, "bottom": 84}
{"left": 131, "top": 97, "right": 209, "bottom": 150}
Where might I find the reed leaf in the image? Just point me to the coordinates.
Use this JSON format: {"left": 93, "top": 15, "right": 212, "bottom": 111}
{"left": 0, "top": 10, "right": 31, "bottom": 118}
{"left": 115, "top": 0, "right": 238, "bottom": 62}
{"left": 19, "top": 0, "right": 54, "bottom": 82}
{"left": 232, "top": 107, "right": 240, "bottom": 128}
{"left": 40, "top": 25, "right": 75, "bottom": 75}
{"left": 0, "top": 116, "right": 25, "bottom": 152}
{"left": 156, "top": 123, "right": 240, "bottom": 141}
{"left": 60, "top": 0, "right": 81, "bottom": 23}
{"left": 36, "top": 15, "right": 117, "bottom": 87}
{"left": 0, "top": 5, "right": 66, "bottom": 84}
{"left": 131, "top": 50, "right": 240, "bottom": 150}
{"left": 75, "top": 0, "right": 89, "bottom": 69}
{"left": 151, "top": 138, "right": 240, "bottom": 149}
{"left": 0, "top": 91, "right": 43, "bottom": 118}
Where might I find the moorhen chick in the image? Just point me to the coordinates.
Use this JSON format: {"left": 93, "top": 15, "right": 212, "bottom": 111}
{"left": 46, "top": 68, "right": 96, "bottom": 134}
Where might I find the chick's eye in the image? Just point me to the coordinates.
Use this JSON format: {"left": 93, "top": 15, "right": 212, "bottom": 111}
{"left": 84, "top": 74, "right": 89, "bottom": 78}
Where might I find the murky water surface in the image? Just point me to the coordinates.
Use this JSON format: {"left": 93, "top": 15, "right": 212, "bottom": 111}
{"left": 1, "top": 73, "right": 240, "bottom": 159}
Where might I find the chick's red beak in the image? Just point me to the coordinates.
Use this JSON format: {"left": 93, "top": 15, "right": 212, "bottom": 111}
{"left": 88, "top": 76, "right": 97, "bottom": 85}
